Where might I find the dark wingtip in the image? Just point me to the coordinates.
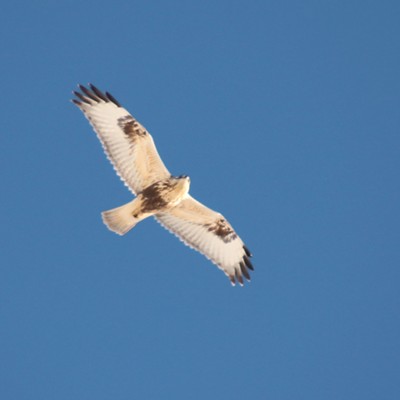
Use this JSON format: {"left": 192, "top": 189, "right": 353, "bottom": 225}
{"left": 71, "top": 99, "right": 82, "bottom": 106}
{"left": 243, "top": 245, "right": 252, "bottom": 257}
{"left": 243, "top": 255, "right": 254, "bottom": 271}
{"left": 235, "top": 269, "right": 244, "bottom": 286}
{"left": 106, "top": 91, "right": 121, "bottom": 107}
{"left": 80, "top": 85, "right": 100, "bottom": 102}
{"left": 72, "top": 84, "right": 121, "bottom": 107}
{"left": 73, "top": 90, "right": 92, "bottom": 105}
{"left": 89, "top": 83, "right": 109, "bottom": 102}
{"left": 240, "top": 261, "right": 251, "bottom": 281}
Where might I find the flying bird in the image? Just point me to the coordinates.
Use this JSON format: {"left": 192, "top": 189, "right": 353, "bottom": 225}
{"left": 72, "top": 84, "right": 253, "bottom": 285}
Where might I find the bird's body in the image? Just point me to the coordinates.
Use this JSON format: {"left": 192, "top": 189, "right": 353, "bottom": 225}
{"left": 73, "top": 84, "right": 253, "bottom": 285}
{"left": 102, "top": 176, "right": 190, "bottom": 235}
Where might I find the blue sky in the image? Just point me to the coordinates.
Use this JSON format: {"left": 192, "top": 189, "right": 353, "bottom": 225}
{"left": 1, "top": 1, "right": 399, "bottom": 399}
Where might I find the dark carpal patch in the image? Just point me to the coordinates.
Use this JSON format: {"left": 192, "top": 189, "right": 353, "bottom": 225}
{"left": 117, "top": 115, "right": 147, "bottom": 139}
{"left": 208, "top": 218, "right": 237, "bottom": 243}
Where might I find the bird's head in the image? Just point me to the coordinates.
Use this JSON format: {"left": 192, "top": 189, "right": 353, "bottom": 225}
{"left": 177, "top": 174, "right": 190, "bottom": 182}
{"left": 174, "top": 174, "right": 191, "bottom": 194}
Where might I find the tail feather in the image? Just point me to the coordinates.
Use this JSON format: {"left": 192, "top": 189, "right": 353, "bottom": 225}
{"left": 101, "top": 200, "right": 139, "bottom": 235}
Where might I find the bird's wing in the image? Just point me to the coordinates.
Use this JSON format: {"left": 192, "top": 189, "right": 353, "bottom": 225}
{"left": 155, "top": 195, "right": 253, "bottom": 285}
{"left": 72, "top": 84, "right": 170, "bottom": 194}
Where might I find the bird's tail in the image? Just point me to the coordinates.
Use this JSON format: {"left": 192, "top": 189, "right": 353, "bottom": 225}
{"left": 101, "top": 200, "right": 140, "bottom": 235}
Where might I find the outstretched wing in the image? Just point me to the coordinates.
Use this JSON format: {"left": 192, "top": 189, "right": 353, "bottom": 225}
{"left": 72, "top": 84, "right": 170, "bottom": 194}
{"left": 155, "top": 195, "right": 253, "bottom": 286}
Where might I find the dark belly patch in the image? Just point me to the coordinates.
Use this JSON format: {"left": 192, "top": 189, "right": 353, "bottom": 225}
{"left": 140, "top": 180, "right": 175, "bottom": 212}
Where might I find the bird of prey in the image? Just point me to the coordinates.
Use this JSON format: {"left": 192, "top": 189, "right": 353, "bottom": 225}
{"left": 72, "top": 84, "right": 253, "bottom": 285}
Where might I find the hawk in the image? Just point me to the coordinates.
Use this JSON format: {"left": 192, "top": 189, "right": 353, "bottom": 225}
{"left": 72, "top": 84, "right": 253, "bottom": 285}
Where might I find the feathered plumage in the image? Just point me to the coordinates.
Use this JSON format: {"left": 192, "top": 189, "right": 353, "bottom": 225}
{"left": 73, "top": 84, "right": 253, "bottom": 285}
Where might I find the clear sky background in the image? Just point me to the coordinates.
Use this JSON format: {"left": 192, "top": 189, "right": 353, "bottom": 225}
{"left": 1, "top": 1, "right": 399, "bottom": 399}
